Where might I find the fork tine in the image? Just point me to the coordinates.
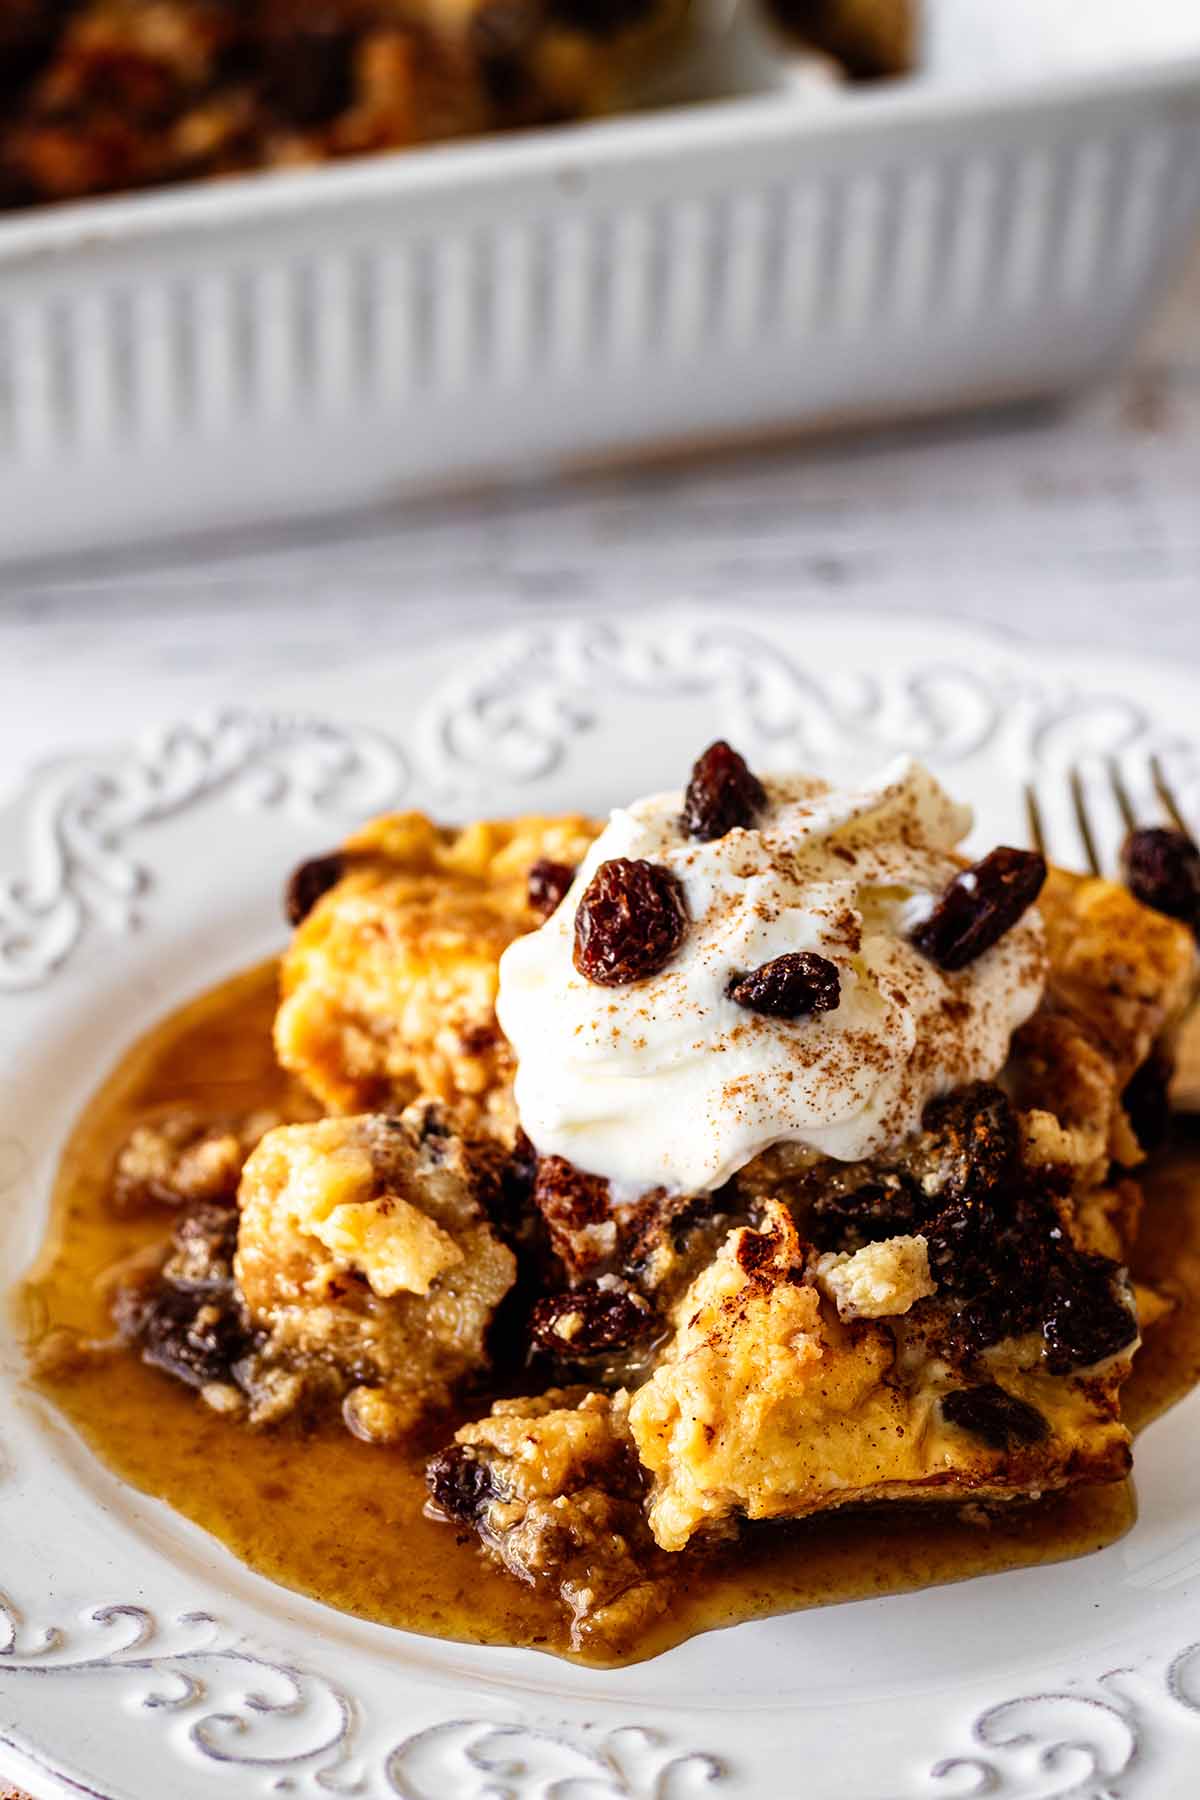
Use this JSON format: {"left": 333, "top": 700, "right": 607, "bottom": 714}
{"left": 1107, "top": 757, "right": 1138, "bottom": 836}
{"left": 1069, "top": 766, "right": 1102, "bottom": 875}
{"left": 1024, "top": 782, "right": 1047, "bottom": 860}
{"left": 1150, "top": 754, "right": 1190, "bottom": 836}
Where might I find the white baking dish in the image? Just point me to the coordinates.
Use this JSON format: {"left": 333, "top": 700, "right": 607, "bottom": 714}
{"left": 1, "top": 0, "right": 1199, "bottom": 565}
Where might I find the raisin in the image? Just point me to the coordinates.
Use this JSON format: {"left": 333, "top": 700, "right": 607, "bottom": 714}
{"left": 942, "top": 1180, "right": 1129, "bottom": 1360}
{"left": 469, "top": 0, "right": 537, "bottom": 107}
{"left": 285, "top": 851, "right": 344, "bottom": 926}
{"left": 809, "top": 1174, "right": 923, "bottom": 1251}
{"left": 509, "top": 1127, "right": 540, "bottom": 1195}
{"left": 0, "top": 0, "right": 67, "bottom": 98}
{"left": 258, "top": 4, "right": 358, "bottom": 127}
{"left": 529, "top": 1282, "right": 651, "bottom": 1358}
{"left": 934, "top": 1176, "right": 1068, "bottom": 1352}
{"left": 547, "top": 0, "right": 656, "bottom": 34}
{"left": 728, "top": 952, "right": 840, "bottom": 1018}
{"left": 941, "top": 1383, "right": 1049, "bottom": 1449}
{"left": 949, "top": 1290, "right": 1032, "bottom": 1359}
{"left": 117, "top": 1281, "right": 254, "bottom": 1391}
{"left": 916, "top": 1085, "right": 1021, "bottom": 1294}
{"left": 923, "top": 1198, "right": 993, "bottom": 1295}
{"left": 476, "top": 1126, "right": 540, "bottom": 1245}
{"left": 426, "top": 1445, "right": 498, "bottom": 1524}
{"left": 0, "top": 163, "right": 37, "bottom": 211}
{"left": 681, "top": 740, "right": 767, "bottom": 842}
{"left": 1121, "top": 827, "right": 1200, "bottom": 935}
{"left": 527, "top": 858, "right": 576, "bottom": 919}
{"left": 808, "top": 1088, "right": 1025, "bottom": 1273}
{"left": 1043, "top": 1252, "right": 1138, "bottom": 1373}
{"left": 38, "top": 43, "right": 181, "bottom": 121}
{"left": 572, "top": 857, "right": 687, "bottom": 986}
{"left": 0, "top": 0, "right": 62, "bottom": 56}
{"left": 1122, "top": 1051, "right": 1174, "bottom": 1156}
{"left": 922, "top": 1083, "right": 1020, "bottom": 1207}
{"left": 911, "top": 847, "right": 1046, "bottom": 972}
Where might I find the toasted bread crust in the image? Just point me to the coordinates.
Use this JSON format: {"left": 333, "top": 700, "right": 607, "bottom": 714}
{"left": 275, "top": 811, "right": 599, "bottom": 1124}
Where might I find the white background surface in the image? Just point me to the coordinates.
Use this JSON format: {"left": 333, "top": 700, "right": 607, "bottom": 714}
{"left": 1, "top": 233, "right": 1197, "bottom": 793}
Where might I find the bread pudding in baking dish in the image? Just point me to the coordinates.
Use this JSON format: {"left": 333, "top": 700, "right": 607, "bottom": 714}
{"left": 26, "top": 742, "right": 1200, "bottom": 1661}
{"left": 1, "top": 0, "right": 917, "bottom": 210}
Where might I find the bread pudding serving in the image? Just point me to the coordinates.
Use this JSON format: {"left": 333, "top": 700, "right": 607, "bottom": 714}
{"left": 26, "top": 742, "right": 1200, "bottom": 1662}
{"left": 0, "top": 0, "right": 916, "bottom": 211}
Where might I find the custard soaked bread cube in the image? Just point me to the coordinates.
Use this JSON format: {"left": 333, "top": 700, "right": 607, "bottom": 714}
{"left": 1009, "top": 869, "right": 1196, "bottom": 1189}
{"left": 627, "top": 1198, "right": 1135, "bottom": 1551}
{"left": 1038, "top": 868, "right": 1196, "bottom": 1086}
{"left": 111, "top": 1106, "right": 290, "bottom": 1212}
{"left": 235, "top": 1104, "right": 516, "bottom": 1438}
{"left": 624, "top": 874, "right": 1197, "bottom": 1554}
{"left": 275, "top": 812, "right": 598, "bottom": 1126}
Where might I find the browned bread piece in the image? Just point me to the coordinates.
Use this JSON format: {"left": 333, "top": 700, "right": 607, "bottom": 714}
{"left": 1038, "top": 868, "right": 1197, "bottom": 1088}
{"left": 234, "top": 1104, "right": 516, "bottom": 1439}
{"left": 428, "top": 1386, "right": 673, "bottom": 1655}
{"left": 628, "top": 1199, "right": 1134, "bottom": 1550}
{"left": 0, "top": 0, "right": 694, "bottom": 209}
{"left": 275, "top": 811, "right": 599, "bottom": 1128}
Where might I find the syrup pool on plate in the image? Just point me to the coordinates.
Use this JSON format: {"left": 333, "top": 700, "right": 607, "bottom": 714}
{"left": 22, "top": 962, "right": 1200, "bottom": 1666}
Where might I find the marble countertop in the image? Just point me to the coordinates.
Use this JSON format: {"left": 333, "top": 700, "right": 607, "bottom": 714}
{"left": 1, "top": 236, "right": 1198, "bottom": 802}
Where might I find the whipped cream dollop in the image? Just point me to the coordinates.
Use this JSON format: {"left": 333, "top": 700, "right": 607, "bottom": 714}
{"left": 497, "top": 756, "right": 1047, "bottom": 1195}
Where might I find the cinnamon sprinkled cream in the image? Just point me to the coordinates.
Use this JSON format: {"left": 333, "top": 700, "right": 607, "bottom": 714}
{"left": 497, "top": 757, "right": 1047, "bottom": 1194}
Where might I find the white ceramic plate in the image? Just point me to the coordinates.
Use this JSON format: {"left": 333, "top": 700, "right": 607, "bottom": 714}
{"left": 2, "top": 608, "right": 1200, "bottom": 1800}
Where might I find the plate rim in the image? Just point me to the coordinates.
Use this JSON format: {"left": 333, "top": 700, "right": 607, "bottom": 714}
{"left": 3, "top": 604, "right": 1200, "bottom": 1800}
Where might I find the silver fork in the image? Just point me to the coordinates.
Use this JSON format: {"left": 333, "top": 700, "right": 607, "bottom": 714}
{"left": 1024, "top": 753, "right": 1192, "bottom": 877}
{"left": 1025, "top": 753, "right": 1200, "bottom": 1113}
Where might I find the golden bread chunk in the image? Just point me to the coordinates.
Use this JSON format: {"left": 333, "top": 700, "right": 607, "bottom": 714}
{"left": 628, "top": 1202, "right": 1133, "bottom": 1552}
{"left": 1073, "top": 1177, "right": 1143, "bottom": 1266}
{"left": 813, "top": 1233, "right": 935, "bottom": 1320}
{"left": 111, "top": 1106, "right": 294, "bottom": 1211}
{"left": 1038, "top": 869, "right": 1196, "bottom": 1085}
{"left": 236, "top": 1104, "right": 515, "bottom": 1438}
{"left": 275, "top": 811, "right": 599, "bottom": 1124}
{"left": 1008, "top": 872, "right": 1195, "bottom": 1180}
{"left": 1010, "top": 1011, "right": 1129, "bottom": 1182}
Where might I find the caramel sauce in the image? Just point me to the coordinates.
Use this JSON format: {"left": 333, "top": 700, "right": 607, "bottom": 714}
{"left": 18, "top": 963, "right": 1200, "bottom": 1666}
